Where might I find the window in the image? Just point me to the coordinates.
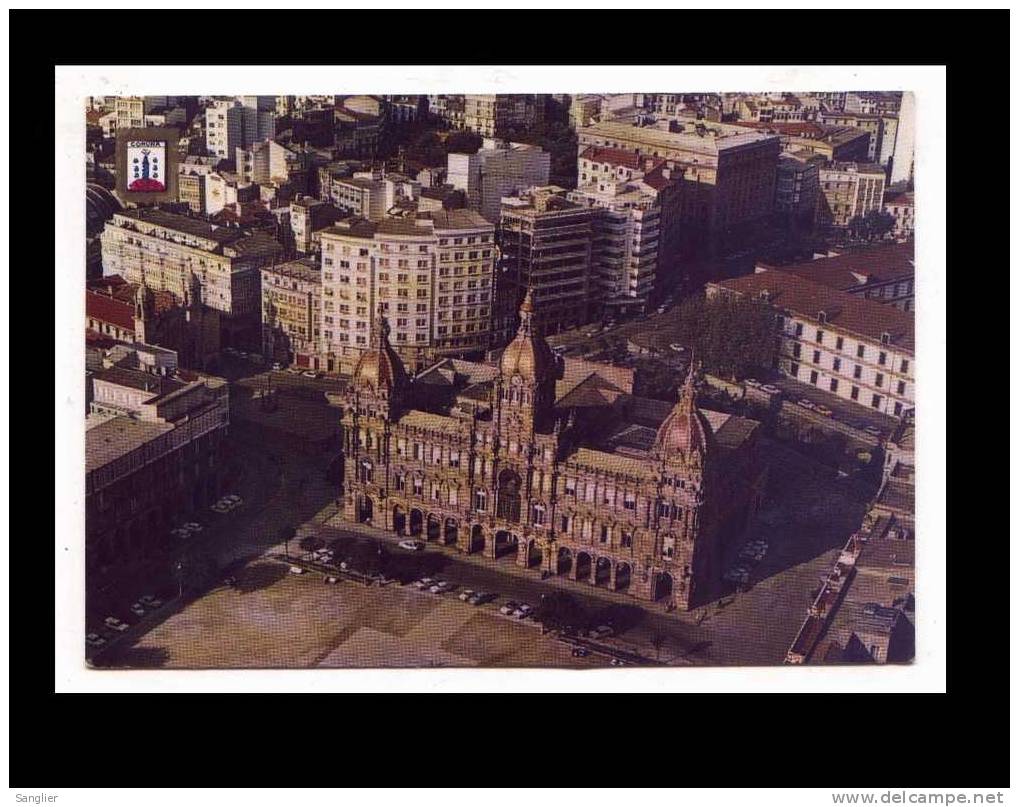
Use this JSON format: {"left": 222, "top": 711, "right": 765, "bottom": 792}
{"left": 833, "top": 358, "right": 841, "bottom": 373}
{"left": 449, "top": 450, "right": 460, "bottom": 468}
{"left": 871, "top": 395, "right": 882, "bottom": 409}
{"left": 812, "top": 350, "right": 820, "bottom": 364}
{"left": 792, "top": 343, "right": 801, "bottom": 359}
{"left": 857, "top": 344, "right": 865, "bottom": 358}
{"left": 901, "top": 359, "right": 910, "bottom": 374}
{"left": 794, "top": 322, "right": 804, "bottom": 337}
{"left": 413, "top": 477, "right": 423, "bottom": 496}
{"left": 894, "top": 402, "right": 903, "bottom": 417}
{"left": 565, "top": 478, "right": 576, "bottom": 497}
{"left": 603, "top": 487, "right": 615, "bottom": 506}
{"left": 431, "top": 484, "right": 442, "bottom": 502}
{"left": 896, "top": 380, "right": 906, "bottom": 395}
{"left": 358, "top": 460, "right": 373, "bottom": 484}
{"left": 881, "top": 332, "right": 891, "bottom": 345}
{"left": 878, "top": 351, "right": 887, "bottom": 366}
{"left": 621, "top": 532, "right": 633, "bottom": 548}
{"left": 532, "top": 504, "right": 546, "bottom": 525}
{"left": 851, "top": 386, "right": 859, "bottom": 401}
{"left": 474, "top": 489, "right": 487, "bottom": 512}
{"left": 412, "top": 442, "right": 423, "bottom": 461}
{"left": 875, "top": 373, "right": 884, "bottom": 388}
{"left": 810, "top": 370, "right": 818, "bottom": 385}
{"left": 836, "top": 336, "right": 844, "bottom": 351}
{"left": 816, "top": 329, "right": 824, "bottom": 343}
{"left": 789, "top": 361, "right": 800, "bottom": 378}
{"left": 600, "top": 525, "right": 610, "bottom": 544}
{"left": 853, "top": 364, "right": 862, "bottom": 380}
{"left": 624, "top": 492, "right": 636, "bottom": 511}
{"left": 829, "top": 378, "right": 838, "bottom": 393}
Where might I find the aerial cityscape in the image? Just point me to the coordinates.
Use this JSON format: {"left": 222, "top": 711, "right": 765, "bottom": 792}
{"left": 83, "top": 90, "right": 916, "bottom": 669}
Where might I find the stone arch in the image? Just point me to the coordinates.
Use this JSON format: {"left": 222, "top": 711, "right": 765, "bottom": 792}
{"left": 616, "top": 562, "right": 632, "bottom": 592}
{"left": 392, "top": 504, "right": 406, "bottom": 535}
{"left": 469, "top": 523, "right": 485, "bottom": 554}
{"left": 426, "top": 512, "right": 441, "bottom": 541}
{"left": 654, "top": 571, "right": 674, "bottom": 601}
{"left": 594, "top": 556, "right": 612, "bottom": 586}
{"left": 357, "top": 494, "right": 375, "bottom": 524}
{"left": 496, "top": 468, "right": 523, "bottom": 523}
{"left": 409, "top": 508, "right": 424, "bottom": 536}
{"left": 494, "top": 529, "right": 517, "bottom": 560}
{"left": 443, "top": 517, "right": 458, "bottom": 545}
{"left": 575, "top": 551, "right": 593, "bottom": 582}
{"left": 525, "top": 539, "right": 543, "bottom": 569}
{"left": 556, "top": 546, "right": 573, "bottom": 576}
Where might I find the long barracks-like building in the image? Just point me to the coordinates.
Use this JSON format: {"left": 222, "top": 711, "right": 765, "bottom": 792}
{"left": 334, "top": 290, "right": 767, "bottom": 609}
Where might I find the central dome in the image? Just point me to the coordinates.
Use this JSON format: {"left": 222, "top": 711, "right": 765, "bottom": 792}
{"left": 500, "top": 289, "right": 554, "bottom": 383}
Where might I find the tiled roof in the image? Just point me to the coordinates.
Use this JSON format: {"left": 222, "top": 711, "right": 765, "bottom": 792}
{"left": 712, "top": 269, "right": 915, "bottom": 353}
{"left": 579, "top": 146, "right": 644, "bottom": 170}
{"left": 86, "top": 289, "right": 134, "bottom": 331}
{"left": 760, "top": 242, "right": 914, "bottom": 291}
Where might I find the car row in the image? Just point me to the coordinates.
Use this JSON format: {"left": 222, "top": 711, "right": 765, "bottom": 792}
{"left": 498, "top": 601, "right": 534, "bottom": 619}
{"left": 170, "top": 521, "right": 203, "bottom": 540}
{"left": 724, "top": 538, "right": 770, "bottom": 586}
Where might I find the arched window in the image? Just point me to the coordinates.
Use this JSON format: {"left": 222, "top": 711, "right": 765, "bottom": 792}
{"left": 532, "top": 503, "right": 546, "bottom": 526}
{"left": 496, "top": 469, "right": 522, "bottom": 523}
{"left": 359, "top": 460, "right": 373, "bottom": 484}
{"left": 474, "top": 489, "right": 487, "bottom": 512}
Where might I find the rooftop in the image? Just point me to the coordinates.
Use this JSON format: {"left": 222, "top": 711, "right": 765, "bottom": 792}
{"left": 86, "top": 415, "right": 174, "bottom": 474}
{"left": 262, "top": 257, "right": 320, "bottom": 283}
{"left": 822, "top": 162, "right": 886, "bottom": 176}
{"left": 114, "top": 208, "right": 244, "bottom": 245}
{"left": 712, "top": 269, "right": 915, "bottom": 353}
{"left": 92, "top": 366, "right": 186, "bottom": 397}
{"left": 759, "top": 242, "right": 914, "bottom": 291}
{"left": 579, "top": 119, "right": 779, "bottom": 155}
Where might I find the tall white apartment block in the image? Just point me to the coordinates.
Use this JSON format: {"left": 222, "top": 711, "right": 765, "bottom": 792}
{"left": 447, "top": 138, "right": 551, "bottom": 223}
{"left": 206, "top": 99, "right": 276, "bottom": 160}
{"left": 319, "top": 213, "right": 496, "bottom": 375}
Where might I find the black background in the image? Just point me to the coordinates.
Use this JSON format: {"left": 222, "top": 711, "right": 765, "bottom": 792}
{"left": 12, "top": 8, "right": 1003, "bottom": 788}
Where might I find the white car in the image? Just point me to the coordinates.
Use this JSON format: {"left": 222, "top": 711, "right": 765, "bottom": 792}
{"left": 324, "top": 576, "right": 339, "bottom": 585}
{"left": 414, "top": 578, "right": 437, "bottom": 590}
{"left": 272, "top": 362, "right": 283, "bottom": 371}
{"left": 86, "top": 632, "right": 106, "bottom": 647}
{"left": 669, "top": 343, "right": 685, "bottom": 353}
{"left": 302, "top": 370, "right": 318, "bottom": 379}
{"left": 500, "top": 601, "right": 520, "bottom": 615}
{"left": 183, "top": 522, "right": 203, "bottom": 533}
{"left": 815, "top": 405, "right": 833, "bottom": 417}
{"left": 139, "top": 595, "right": 162, "bottom": 609}
{"left": 512, "top": 603, "right": 533, "bottom": 619}
{"left": 761, "top": 384, "right": 780, "bottom": 395}
{"left": 130, "top": 603, "right": 146, "bottom": 617}
{"left": 428, "top": 581, "right": 452, "bottom": 594}
{"left": 170, "top": 528, "right": 191, "bottom": 540}
{"left": 744, "top": 378, "right": 761, "bottom": 388}
{"left": 286, "top": 366, "right": 302, "bottom": 375}
{"left": 864, "top": 425, "right": 883, "bottom": 436}
{"left": 588, "top": 625, "right": 614, "bottom": 639}
{"left": 288, "top": 566, "right": 305, "bottom": 575}
{"left": 225, "top": 494, "right": 242, "bottom": 505}
{"left": 398, "top": 540, "right": 425, "bottom": 552}
{"left": 211, "top": 501, "right": 232, "bottom": 514}
{"left": 797, "top": 398, "right": 816, "bottom": 411}
{"left": 458, "top": 589, "right": 476, "bottom": 602}
{"left": 104, "top": 616, "right": 129, "bottom": 632}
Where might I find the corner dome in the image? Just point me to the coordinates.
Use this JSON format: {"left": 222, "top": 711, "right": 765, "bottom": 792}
{"left": 500, "top": 288, "right": 554, "bottom": 383}
{"left": 353, "top": 315, "right": 407, "bottom": 391}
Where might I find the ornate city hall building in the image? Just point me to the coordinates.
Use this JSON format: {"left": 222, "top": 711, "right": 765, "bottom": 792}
{"left": 336, "top": 292, "right": 767, "bottom": 609}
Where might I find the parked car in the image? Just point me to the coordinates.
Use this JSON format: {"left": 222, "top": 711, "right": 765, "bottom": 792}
{"left": 815, "top": 405, "right": 833, "bottom": 417}
{"left": 512, "top": 603, "right": 533, "bottom": 619}
{"left": 272, "top": 362, "right": 283, "bottom": 371}
{"left": 588, "top": 625, "right": 614, "bottom": 640}
{"left": 86, "top": 632, "right": 106, "bottom": 648}
{"left": 610, "top": 658, "right": 626, "bottom": 667}
{"left": 210, "top": 501, "right": 231, "bottom": 514}
{"left": 669, "top": 343, "right": 685, "bottom": 353}
{"left": 183, "top": 522, "right": 203, "bottom": 533}
{"left": 398, "top": 540, "right": 426, "bottom": 552}
{"left": 286, "top": 366, "right": 302, "bottom": 375}
{"left": 458, "top": 589, "right": 476, "bottom": 602}
{"left": 571, "top": 647, "right": 590, "bottom": 657}
{"left": 225, "top": 494, "right": 242, "bottom": 505}
{"left": 428, "top": 581, "right": 452, "bottom": 594}
{"left": 288, "top": 566, "right": 305, "bottom": 575}
{"left": 302, "top": 370, "right": 318, "bottom": 379}
{"left": 414, "top": 578, "right": 437, "bottom": 590}
{"left": 104, "top": 616, "right": 129, "bottom": 632}
{"left": 744, "top": 378, "right": 761, "bottom": 388}
{"left": 796, "top": 398, "right": 816, "bottom": 411}
{"left": 864, "top": 425, "right": 883, "bottom": 436}
{"left": 761, "top": 384, "right": 780, "bottom": 395}
{"left": 130, "top": 603, "right": 146, "bottom": 617}
{"left": 656, "top": 306, "right": 667, "bottom": 315}
{"left": 499, "top": 601, "right": 520, "bottom": 615}
{"left": 468, "top": 592, "right": 492, "bottom": 606}
{"left": 139, "top": 595, "right": 162, "bottom": 608}
{"left": 324, "top": 576, "right": 339, "bottom": 585}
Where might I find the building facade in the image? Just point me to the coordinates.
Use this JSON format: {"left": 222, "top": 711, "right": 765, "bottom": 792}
{"left": 497, "top": 186, "right": 593, "bottom": 341}
{"left": 205, "top": 99, "right": 276, "bottom": 160}
{"left": 883, "top": 191, "right": 915, "bottom": 241}
{"left": 446, "top": 139, "right": 552, "bottom": 224}
{"left": 85, "top": 372, "right": 230, "bottom": 573}
{"left": 568, "top": 147, "right": 683, "bottom": 312}
{"left": 816, "top": 162, "right": 887, "bottom": 231}
{"left": 335, "top": 295, "right": 766, "bottom": 610}
{"left": 577, "top": 119, "right": 780, "bottom": 256}
{"left": 708, "top": 269, "right": 915, "bottom": 418}
{"left": 261, "top": 258, "right": 322, "bottom": 368}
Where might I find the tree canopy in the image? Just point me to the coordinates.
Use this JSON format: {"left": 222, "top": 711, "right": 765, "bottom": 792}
{"left": 672, "top": 294, "right": 779, "bottom": 381}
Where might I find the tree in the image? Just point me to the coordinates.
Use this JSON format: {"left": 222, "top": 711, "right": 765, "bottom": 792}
{"left": 650, "top": 631, "right": 667, "bottom": 662}
{"left": 444, "top": 131, "right": 483, "bottom": 155}
{"left": 672, "top": 295, "right": 779, "bottom": 380}
{"left": 848, "top": 210, "right": 896, "bottom": 242}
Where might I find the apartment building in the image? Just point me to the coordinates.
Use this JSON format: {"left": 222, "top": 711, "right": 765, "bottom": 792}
{"left": 756, "top": 241, "right": 915, "bottom": 313}
{"left": 463, "top": 94, "right": 537, "bottom": 138}
{"left": 818, "top": 111, "right": 886, "bottom": 165}
{"left": 731, "top": 121, "right": 871, "bottom": 163}
{"left": 289, "top": 196, "right": 347, "bottom": 255}
{"left": 99, "top": 208, "right": 284, "bottom": 345}
{"left": 816, "top": 162, "right": 887, "bottom": 230}
{"left": 497, "top": 186, "right": 593, "bottom": 341}
{"left": 567, "top": 147, "right": 682, "bottom": 313}
{"left": 205, "top": 99, "right": 276, "bottom": 160}
{"left": 883, "top": 191, "right": 915, "bottom": 241}
{"left": 577, "top": 119, "right": 779, "bottom": 256}
{"left": 708, "top": 269, "right": 914, "bottom": 418}
{"left": 447, "top": 139, "right": 551, "bottom": 224}
{"left": 261, "top": 258, "right": 322, "bottom": 368}
{"left": 774, "top": 150, "right": 824, "bottom": 229}
{"left": 318, "top": 212, "right": 496, "bottom": 375}
{"left": 114, "top": 96, "right": 145, "bottom": 131}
